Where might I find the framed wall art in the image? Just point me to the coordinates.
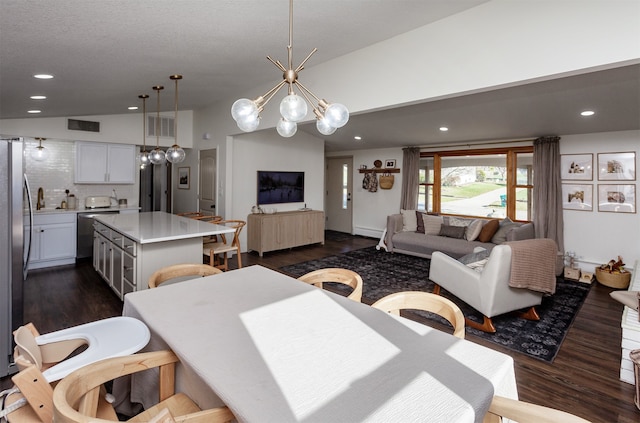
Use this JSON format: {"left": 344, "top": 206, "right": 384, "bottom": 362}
{"left": 597, "top": 152, "right": 636, "bottom": 181}
{"left": 178, "top": 167, "right": 190, "bottom": 189}
{"left": 597, "top": 184, "right": 636, "bottom": 213}
{"left": 560, "top": 154, "right": 593, "bottom": 180}
{"left": 385, "top": 159, "right": 396, "bottom": 168}
{"left": 562, "top": 184, "right": 593, "bottom": 211}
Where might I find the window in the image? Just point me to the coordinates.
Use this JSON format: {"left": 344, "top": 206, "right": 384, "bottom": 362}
{"left": 418, "top": 147, "right": 533, "bottom": 221}
{"left": 342, "top": 164, "right": 348, "bottom": 209}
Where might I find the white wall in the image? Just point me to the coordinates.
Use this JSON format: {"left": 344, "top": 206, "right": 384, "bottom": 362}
{"left": 560, "top": 130, "right": 639, "bottom": 271}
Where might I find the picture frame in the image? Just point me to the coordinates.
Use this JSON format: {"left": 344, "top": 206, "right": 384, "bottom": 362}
{"left": 597, "top": 184, "right": 636, "bottom": 213}
{"left": 597, "top": 152, "right": 636, "bottom": 181}
{"left": 385, "top": 159, "right": 396, "bottom": 169}
{"left": 562, "top": 183, "right": 593, "bottom": 211}
{"left": 560, "top": 154, "right": 593, "bottom": 180}
{"left": 178, "top": 167, "right": 190, "bottom": 189}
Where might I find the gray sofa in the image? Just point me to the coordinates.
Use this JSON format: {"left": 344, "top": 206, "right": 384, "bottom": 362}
{"left": 384, "top": 213, "right": 535, "bottom": 259}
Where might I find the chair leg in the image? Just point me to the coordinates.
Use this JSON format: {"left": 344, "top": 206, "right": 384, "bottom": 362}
{"left": 516, "top": 306, "right": 540, "bottom": 321}
{"left": 432, "top": 284, "right": 441, "bottom": 295}
{"left": 236, "top": 248, "right": 242, "bottom": 269}
{"left": 465, "top": 316, "right": 497, "bottom": 333}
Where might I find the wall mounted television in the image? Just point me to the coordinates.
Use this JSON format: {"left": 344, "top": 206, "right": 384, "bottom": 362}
{"left": 257, "top": 171, "right": 304, "bottom": 205}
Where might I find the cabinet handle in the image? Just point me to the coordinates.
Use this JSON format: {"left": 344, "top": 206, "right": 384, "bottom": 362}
{"left": 112, "top": 237, "right": 122, "bottom": 241}
{"left": 125, "top": 245, "right": 134, "bottom": 250}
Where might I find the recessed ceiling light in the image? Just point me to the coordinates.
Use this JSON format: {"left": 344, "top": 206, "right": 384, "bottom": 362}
{"left": 580, "top": 110, "right": 595, "bottom": 116}
{"left": 30, "top": 95, "right": 47, "bottom": 100}
{"left": 439, "top": 127, "right": 449, "bottom": 132}
{"left": 354, "top": 136, "right": 362, "bottom": 141}
{"left": 128, "top": 106, "right": 139, "bottom": 110}
{"left": 33, "top": 74, "right": 54, "bottom": 79}
{"left": 27, "top": 110, "right": 42, "bottom": 114}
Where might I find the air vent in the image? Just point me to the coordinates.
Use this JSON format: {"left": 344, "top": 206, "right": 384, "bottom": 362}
{"left": 67, "top": 119, "right": 100, "bottom": 132}
{"left": 147, "top": 115, "right": 174, "bottom": 138}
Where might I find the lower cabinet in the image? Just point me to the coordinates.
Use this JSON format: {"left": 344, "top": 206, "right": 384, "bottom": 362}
{"left": 93, "top": 222, "right": 137, "bottom": 300}
{"left": 247, "top": 210, "right": 324, "bottom": 256}
{"left": 27, "top": 213, "right": 77, "bottom": 270}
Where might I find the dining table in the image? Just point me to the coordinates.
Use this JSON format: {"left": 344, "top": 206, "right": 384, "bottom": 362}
{"left": 119, "top": 265, "right": 518, "bottom": 422}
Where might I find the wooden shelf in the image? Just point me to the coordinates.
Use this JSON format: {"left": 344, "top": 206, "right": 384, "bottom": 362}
{"left": 358, "top": 168, "right": 400, "bottom": 174}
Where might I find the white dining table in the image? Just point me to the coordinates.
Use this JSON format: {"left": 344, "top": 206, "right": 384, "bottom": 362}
{"left": 120, "top": 265, "right": 517, "bottom": 423}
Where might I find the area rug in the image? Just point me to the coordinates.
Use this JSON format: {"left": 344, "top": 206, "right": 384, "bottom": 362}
{"left": 280, "top": 247, "right": 591, "bottom": 362}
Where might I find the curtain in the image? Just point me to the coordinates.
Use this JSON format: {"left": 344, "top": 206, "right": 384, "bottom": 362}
{"left": 400, "top": 147, "right": 420, "bottom": 210}
{"left": 532, "top": 136, "right": 564, "bottom": 254}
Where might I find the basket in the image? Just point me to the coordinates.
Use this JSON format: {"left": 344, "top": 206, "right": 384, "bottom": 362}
{"left": 595, "top": 267, "right": 631, "bottom": 289}
{"left": 379, "top": 173, "right": 394, "bottom": 190}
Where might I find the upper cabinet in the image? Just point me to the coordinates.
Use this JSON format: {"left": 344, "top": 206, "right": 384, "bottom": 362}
{"left": 75, "top": 142, "right": 136, "bottom": 184}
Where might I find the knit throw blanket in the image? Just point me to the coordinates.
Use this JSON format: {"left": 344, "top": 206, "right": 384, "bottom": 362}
{"left": 504, "top": 238, "right": 557, "bottom": 295}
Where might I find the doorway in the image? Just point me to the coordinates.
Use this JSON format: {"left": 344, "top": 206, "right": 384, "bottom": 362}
{"left": 199, "top": 149, "right": 217, "bottom": 216}
{"left": 325, "top": 156, "right": 353, "bottom": 233}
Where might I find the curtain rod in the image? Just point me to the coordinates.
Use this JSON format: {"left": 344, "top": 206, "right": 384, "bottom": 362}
{"left": 415, "top": 138, "right": 535, "bottom": 151}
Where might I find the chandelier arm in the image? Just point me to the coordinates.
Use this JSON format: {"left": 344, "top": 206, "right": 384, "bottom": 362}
{"left": 294, "top": 80, "right": 323, "bottom": 105}
{"left": 259, "top": 80, "right": 288, "bottom": 109}
{"left": 294, "top": 48, "right": 318, "bottom": 74}
{"left": 267, "top": 56, "right": 287, "bottom": 73}
{"left": 294, "top": 84, "right": 318, "bottom": 114}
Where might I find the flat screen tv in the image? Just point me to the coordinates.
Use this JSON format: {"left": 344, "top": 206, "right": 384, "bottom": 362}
{"left": 257, "top": 171, "right": 304, "bottom": 205}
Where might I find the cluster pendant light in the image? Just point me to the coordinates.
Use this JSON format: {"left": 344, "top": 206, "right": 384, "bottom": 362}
{"left": 230, "top": 0, "right": 349, "bottom": 138}
{"left": 137, "top": 94, "right": 150, "bottom": 169}
{"left": 148, "top": 75, "right": 186, "bottom": 166}
{"left": 31, "top": 137, "right": 49, "bottom": 161}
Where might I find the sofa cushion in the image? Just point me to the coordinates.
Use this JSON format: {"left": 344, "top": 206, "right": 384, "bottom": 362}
{"left": 423, "top": 214, "right": 444, "bottom": 236}
{"left": 477, "top": 219, "right": 499, "bottom": 242}
{"left": 401, "top": 209, "right": 417, "bottom": 232}
{"left": 439, "top": 224, "right": 466, "bottom": 239}
{"left": 465, "top": 219, "right": 484, "bottom": 241}
{"left": 491, "top": 217, "right": 522, "bottom": 244}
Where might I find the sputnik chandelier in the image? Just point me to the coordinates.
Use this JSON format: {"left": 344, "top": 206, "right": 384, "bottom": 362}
{"left": 231, "top": 0, "right": 349, "bottom": 138}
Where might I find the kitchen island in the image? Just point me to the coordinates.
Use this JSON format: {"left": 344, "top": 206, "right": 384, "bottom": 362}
{"left": 93, "top": 211, "right": 234, "bottom": 299}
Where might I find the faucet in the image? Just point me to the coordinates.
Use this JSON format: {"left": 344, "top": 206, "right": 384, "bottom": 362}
{"left": 110, "top": 189, "right": 118, "bottom": 206}
{"left": 37, "top": 187, "right": 45, "bottom": 210}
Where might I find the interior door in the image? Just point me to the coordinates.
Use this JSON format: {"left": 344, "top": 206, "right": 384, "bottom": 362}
{"left": 325, "top": 156, "right": 353, "bottom": 233}
{"left": 199, "top": 149, "right": 217, "bottom": 216}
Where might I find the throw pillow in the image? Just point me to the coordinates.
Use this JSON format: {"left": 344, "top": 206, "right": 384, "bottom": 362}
{"left": 491, "top": 218, "right": 521, "bottom": 244}
{"left": 465, "top": 219, "right": 484, "bottom": 241}
{"left": 477, "top": 219, "right": 499, "bottom": 242}
{"left": 458, "top": 249, "right": 491, "bottom": 273}
{"left": 438, "top": 224, "right": 466, "bottom": 239}
{"left": 448, "top": 216, "right": 474, "bottom": 227}
{"left": 423, "top": 214, "right": 444, "bottom": 236}
{"left": 416, "top": 211, "right": 425, "bottom": 234}
{"left": 401, "top": 209, "right": 417, "bottom": 232}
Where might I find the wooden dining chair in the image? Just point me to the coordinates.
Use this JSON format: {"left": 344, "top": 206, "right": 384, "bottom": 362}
{"left": 191, "top": 214, "right": 224, "bottom": 243}
{"left": 176, "top": 211, "right": 204, "bottom": 218}
{"left": 483, "top": 395, "right": 592, "bottom": 423}
{"left": 298, "top": 268, "right": 364, "bottom": 302}
{"left": 52, "top": 350, "right": 235, "bottom": 423}
{"left": 203, "top": 220, "right": 246, "bottom": 271}
{"left": 148, "top": 263, "right": 223, "bottom": 288}
{"left": 371, "top": 291, "right": 466, "bottom": 339}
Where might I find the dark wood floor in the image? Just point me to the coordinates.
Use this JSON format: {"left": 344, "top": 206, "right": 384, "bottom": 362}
{"left": 2, "top": 233, "right": 638, "bottom": 422}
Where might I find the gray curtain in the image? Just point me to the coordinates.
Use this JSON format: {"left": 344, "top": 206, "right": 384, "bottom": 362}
{"left": 532, "top": 136, "right": 564, "bottom": 253}
{"left": 400, "top": 147, "right": 420, "bottom": 210}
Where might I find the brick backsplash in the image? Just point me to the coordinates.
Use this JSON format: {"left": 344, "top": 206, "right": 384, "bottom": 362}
{"left": 25, "top": 139, "right": 139, "bottom": 209}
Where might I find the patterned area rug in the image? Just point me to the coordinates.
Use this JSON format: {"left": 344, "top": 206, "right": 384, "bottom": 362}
{"left": 281, "top": 247, "right": 591, "bottom": 362}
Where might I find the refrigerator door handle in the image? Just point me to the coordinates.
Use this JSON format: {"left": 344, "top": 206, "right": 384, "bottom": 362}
{"left": 23, "top": 174, "right": 33, "bottom": 280}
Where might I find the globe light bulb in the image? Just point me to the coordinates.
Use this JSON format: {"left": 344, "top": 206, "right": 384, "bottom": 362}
{"left": 316, "top": 116, "right": 336, "bottom": 135}
{"left": 237, "top": 114, "right": 260, "bottom": 132}
{"left": 280, "top": 93, "right": 308, "bottom": 122}
{"left": 231, "top": 98, "right": 258, "bottom": 122}
{"left": 324, "top": 103, "right": 349, "bottom": 128}
{"left": 137, "top": 150, "right": 150, "bottom": 167}
{"left": 31, "top": 145, "right": 49, "bottom": 161}
{"left": 149, "top": 148, "right": 166, "bottom": 165}
{"left": 166, "top": 145, "right": 186, "bottom": 163}
{"left": 276, "top": 118, "right": 297, "bottom": 137}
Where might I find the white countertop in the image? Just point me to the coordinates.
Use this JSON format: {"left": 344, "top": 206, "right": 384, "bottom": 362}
{"left": 31, "top": 206, "right": 140, "bottom": 215}
{"left": 94, "top": 211, "right": 234, "bottom": 244}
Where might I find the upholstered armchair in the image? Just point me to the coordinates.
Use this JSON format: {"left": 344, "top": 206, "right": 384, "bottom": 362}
{"left": 429, "top": 239, "right": 557, "bottom": 333}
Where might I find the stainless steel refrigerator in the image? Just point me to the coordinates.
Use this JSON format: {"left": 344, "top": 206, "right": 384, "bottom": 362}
{"left": 1, "top": 137, "right": 34, "bottom": 377}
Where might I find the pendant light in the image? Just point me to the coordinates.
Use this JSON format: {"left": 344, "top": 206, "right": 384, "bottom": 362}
{"left": 230, "top": 0, "right": 348, "bottom": 138}
{"left": 31, "top": 137, "right": 49, "bottom": 161}
{"left": 149, "top": 85, "right": 166, "bottom": 165}
{"left": 137, "top": 94, "right": 150, "bottom": 169}
{"left": 166, "top": 74, "right": 186, "bottom": 163}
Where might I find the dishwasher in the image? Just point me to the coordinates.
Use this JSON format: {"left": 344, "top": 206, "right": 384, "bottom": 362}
{"left": 77, "top": 210, "right": 119, "bottom": 259}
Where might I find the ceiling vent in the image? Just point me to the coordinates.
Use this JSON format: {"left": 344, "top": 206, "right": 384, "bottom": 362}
{"left": 67, "top": 118, "right": 100, "bottom": 132}
{"left": 147, "top": 115, "right": 174, "bottom": 138}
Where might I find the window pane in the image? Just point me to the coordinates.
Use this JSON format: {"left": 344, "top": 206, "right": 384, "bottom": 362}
{"left": 440, "top": 155, "right": 506, "bottom": 218}
{"left": 419, "top": 157, "right": 434, "bottom": 183}
{"left": 342, "top": 164, "right": 348, "bottom": 209}
{"left": 516, "top": 153, "right": 533, "bottom": 185}
{"left": 515, "top": 187, "right": 533, "bottom": 221}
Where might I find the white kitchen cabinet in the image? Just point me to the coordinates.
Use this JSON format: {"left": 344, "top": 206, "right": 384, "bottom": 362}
{"left": 27, "top": 213, "right": 77, "bottom": 270}
{"left": 93, "top": 221, "right": 137, "bottom": 300}
{"left": 75, "top": 142, "right": 136, "bottom": 184}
